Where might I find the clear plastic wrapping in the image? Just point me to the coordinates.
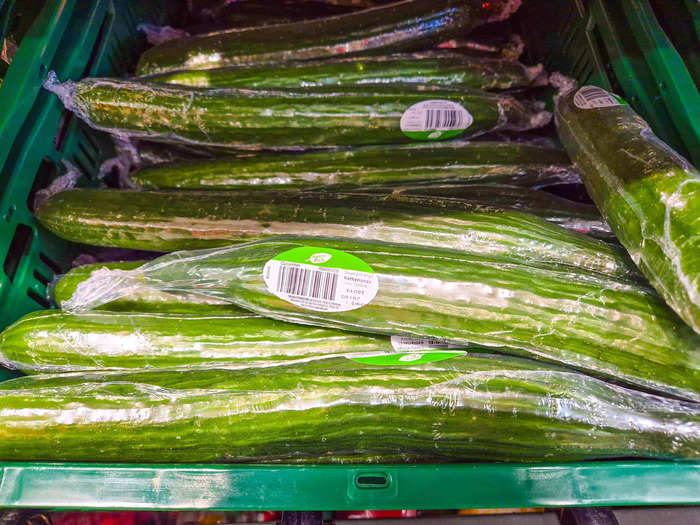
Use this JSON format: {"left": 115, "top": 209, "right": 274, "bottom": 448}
{"left": 43, "top": 73, "right": 551, "bottom": 150}
{"left": 62, "top": 236, "right": 700, "bottom": 402}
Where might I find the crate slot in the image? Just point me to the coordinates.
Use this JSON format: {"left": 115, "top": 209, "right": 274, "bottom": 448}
{"left": 26, "top": 158, "right": 57, "bottom": 212}
{"left": 77, "top": 138, "right": 98, "bottom": 167}
{"left": 354, "top": 473, "right": 390, "bottom": 489}
{"left": 82, "top": 12, "right": 112, "bottom": 78}
{"left": 53, "top": 110, "right": 74, "bottom": 152}
{"left": 39, "top": 252, "right": 62, "bottom": 275}
{"left": 33, "top": 269, "right": 49, "bottom": 286}
{"left": 26, "top": 287, "right": 50, "bottom": 308}
{"left": 3, "top": 223, "right": 32, "bottom": 282}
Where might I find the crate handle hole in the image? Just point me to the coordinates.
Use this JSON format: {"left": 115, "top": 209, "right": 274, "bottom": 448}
{"left": 354, "top": 473, "right": 390, "bottom": 489}
{"left": 27, "top": 287, "right": 50, "bottom": 309}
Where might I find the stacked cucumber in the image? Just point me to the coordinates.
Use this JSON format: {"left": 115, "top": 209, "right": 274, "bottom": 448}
{"left": 0, "top": 0, "right": 697, "bottom": 464}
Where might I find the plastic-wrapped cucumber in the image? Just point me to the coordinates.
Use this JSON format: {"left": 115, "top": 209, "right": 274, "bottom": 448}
{"left": 0, "top": 355, "right": 696, "bottom": 463}
{"left": 146, "top": 52, "right": 546, "bottom": 91}
{"left": 36, "top": 188, "right": 635, "bottom": 280}
{"left": 51, "top": 261, "right": 245, "bottom": 314}
{"left": 136, "top": 0, "right": 521, "bottom": 75}
{"left": 129, "top": 141, "right": 578, "bottom": 190}
{"left": 0, "top": 310, "right": 401, "bottom": 373}
{"left": 44, "top": 76, "right": 550, "bottom": 149}
{"left": 62, "top": 236, "right": 700, "bottom": 401}
{"left": 555, "top": 84, "right": 700, "bottom": 335}
{"left": 352, "top": 184, "right": 612, "bottom": 238}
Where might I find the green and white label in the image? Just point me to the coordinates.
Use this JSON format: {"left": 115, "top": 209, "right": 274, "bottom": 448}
{"left": 400, "top": 100, "right": 473, "bottom": 141}
{"left": 390, "top": 335, "right": 463, "bottom": 352}
{"left": 348, "top": 351, "right": 465, "bottom": 366}
{"left": 263, "top": 246, "right": 378, "bottom": 312}
{"left": 573, "top": 86, "right": 626, "bottom": 109}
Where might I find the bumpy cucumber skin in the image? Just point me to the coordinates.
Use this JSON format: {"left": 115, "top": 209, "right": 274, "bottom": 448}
{"left": 36, "top": 188, "right": 635, "bottom": 280}
{"left": 0, "top": 356, "right": 695, "bottom": 463}
{"left": 556, "top": 90, "right": 700, "bottom": 335}
{"left": 129, "top": 141, "right": 577, "bottom": 190}
{"left": 56, "top": 78, "right": 547, "bottom": 149}
{"left": 146, "top": 52, "right": 542, "bottom": 91}
{"left": 64, "top": 237, "right": 700, "bottom": 401}
{"left": 0, "top": 310, "right": 393, "bottom": 373}
{"left": 136, "top": 0, "right": 515, "bottom": 75}
{"left": 53, "top": 261, "right": 245, "bottom": 314}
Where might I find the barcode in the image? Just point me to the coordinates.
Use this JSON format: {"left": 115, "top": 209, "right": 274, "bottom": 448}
{"left": 576, "top": 86, "right": 617, "bottom": 105}
{"left": 424, "top": 109, "right": 463, "bottom": 130}
{"left": 276, "top": 264, "right": 339, "bottom": 301}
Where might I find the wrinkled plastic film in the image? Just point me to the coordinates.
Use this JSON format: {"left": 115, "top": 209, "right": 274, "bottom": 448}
{"left": 0, "top": 355, "right": 696, "bottom": 463}
{"left": 137, "top": 24, "right": 191, "bottom": 46}
{"left": 32, "top": 160, "right": 82, "bottom": 211}
{"left": 44, "top": 75, "right": 550, "bottom": 149}
{"left": 36, "top": 188, "right": 635, "bottom": 279}
{"left": 62, "top": 236, "right": 700, "bottom": 402}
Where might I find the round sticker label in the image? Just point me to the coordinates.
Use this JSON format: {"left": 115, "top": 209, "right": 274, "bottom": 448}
{"left": 573, "top": 86, "right": 626, "bottom": 109}
{"left": 263, "top": 246, "right": 378, "bottom": 312}
{"left": 390, "top": 335, "right": 464, "bottom": 352}
{"left": 400, "top": 99, "right": 473, "bottom": 141}
{"left": 348, "top": 351, "right": 465, "bottom": 366}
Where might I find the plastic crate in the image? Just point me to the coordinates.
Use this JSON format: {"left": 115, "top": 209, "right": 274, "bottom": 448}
{"left": 0, "top": 0, "right": 697, "bottom": 512}
{"left": 517, "top": 0, "right": 700, "bottom": 166}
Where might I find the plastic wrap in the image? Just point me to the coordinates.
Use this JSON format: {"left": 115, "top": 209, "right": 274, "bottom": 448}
{"left": 62, "top": 236, "right": 700, "bottom": 401}
{"left": 136, "top": 0, "right": 522, "bottom": 75}
{"left": 43, "top": 74, "right": 550, "bottom": 150}
{"left": 554, "top": 79, "right": 700, "bottom": 336}
{"left": 350, "top": 184, "right": 613, "bottom": 238}
{"left": 137, "top": 24, "right": 191, "bottom": 46}
{"left": 0, "top": 310, "right": 401, "bottom": 373}
{"left": 32, "top": 160, "right": 82, "bottom": 211}
{"left": 36, "top": 188, "right": 635, "bottom": 280}
{"left": 128, "top": 141, "right": 579, "bottom": 191}
{"left": 0, "top": 355, "right": 696, "bottom": 463}
{"left": 438, "top": 34, "right": 525, "bottom": 60}
{"left": 144, "top": 51, "right": 547, "bottom": 91}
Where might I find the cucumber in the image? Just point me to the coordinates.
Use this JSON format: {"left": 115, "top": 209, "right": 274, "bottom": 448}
{"left": 36, "top": 188, "right": 636, "bottom": 280}
{"left": 0, "top": 310, "right": 395, "bottom": 373}
{"left": 45, "top": 76, "right": 550, "bottom": 149}
{"left": 555, "top": 86, "right": 700, "bottom": 335}
{"left": 145, "top": 52, "right": 545, "bottom": 91}
{"left": 0, "top": 356, "right": 696, "bottom": 463}
{"left": 51, "top": 261, "right": 245, "bottom": 314}
{"left": 62, "top": 236, "right": 700, "bottom": 401}
{"left": 136, "top": 0, "right": 520, "bottom": 75}
{"left": 129, "top": 141, "right": 578, "bottom": 190}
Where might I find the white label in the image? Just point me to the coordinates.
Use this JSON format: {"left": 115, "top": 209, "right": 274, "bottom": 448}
{"left": 390, "top": 335, "right": 463, "bottom": 352}
{"left": 573, "top": 86, "right": 622, "bottom": 109}
{"left": 263, "top": 260, "right": 378, "bottom": 312}
{"left": 400, "top": 100, "right": 473, "bottom": 140}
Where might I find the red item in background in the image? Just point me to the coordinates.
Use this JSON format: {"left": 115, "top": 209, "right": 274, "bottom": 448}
{"left": 335, "top": 511, "right": 418, "bottom": 519}
{"left": 52, "top": 513, "right": 159, "bottom": 525}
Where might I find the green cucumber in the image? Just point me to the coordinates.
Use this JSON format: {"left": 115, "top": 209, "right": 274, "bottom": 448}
{"left": 62, "top": 236, "right": 700, "bottom": 401}
{"left": 0, "top": 310, "right": 395, "bottom": 373}
{"left": 36, "top": 188, "right": 636, "bottom": 280}
{"left": 0, "top": 355, "right": 696, "bottom": 463}
{"left": 45, "top": 76, "right": 549, "bottom": 149}
{"left": 555, "top": 85, "right": 700, "bottom": 335}
{"left": 129, "top": 141, "right": 576, "bottom": 190}
{"left": 51, "top": 261, "right": 245, "bottom": 314}
{"left": 145, "top": 52, "right": 545, "bottom": 91}
{"left": 136, "top": 0, "right": 520, "bottom": 75}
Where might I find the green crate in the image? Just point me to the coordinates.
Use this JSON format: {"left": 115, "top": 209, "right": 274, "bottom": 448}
{"left": 518, "top": 0, "right": 700, "bottom": 166}
{"left": 0, "top": 0, "right": 697, "bottom": 512}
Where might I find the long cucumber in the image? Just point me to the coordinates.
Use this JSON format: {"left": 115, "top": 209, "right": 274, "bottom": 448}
{"left": 136, "top": 0, "right": 520, "bottom": 75}
{"left": 35, "top": 188, "right": 636, "bottom": 280}
{"left": 45, "top": 76, "right": 550, "bottom": 149}
{"left": 555, "top": 85, "right": 700, "bottom": 335}
{"left": 129, "top": 141, "right": 578, "bottom": 190}
{"left": 0, "top": 310, "right": 396, "bottom": 373}
{"left": 0, "top": 356, "right": 696, "bottom": 463}
{"left": 62, "top": 236, "right": 700, "bottom": 401}
{"left": 145, "top": 52, "right": 545, "bottom": 91}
